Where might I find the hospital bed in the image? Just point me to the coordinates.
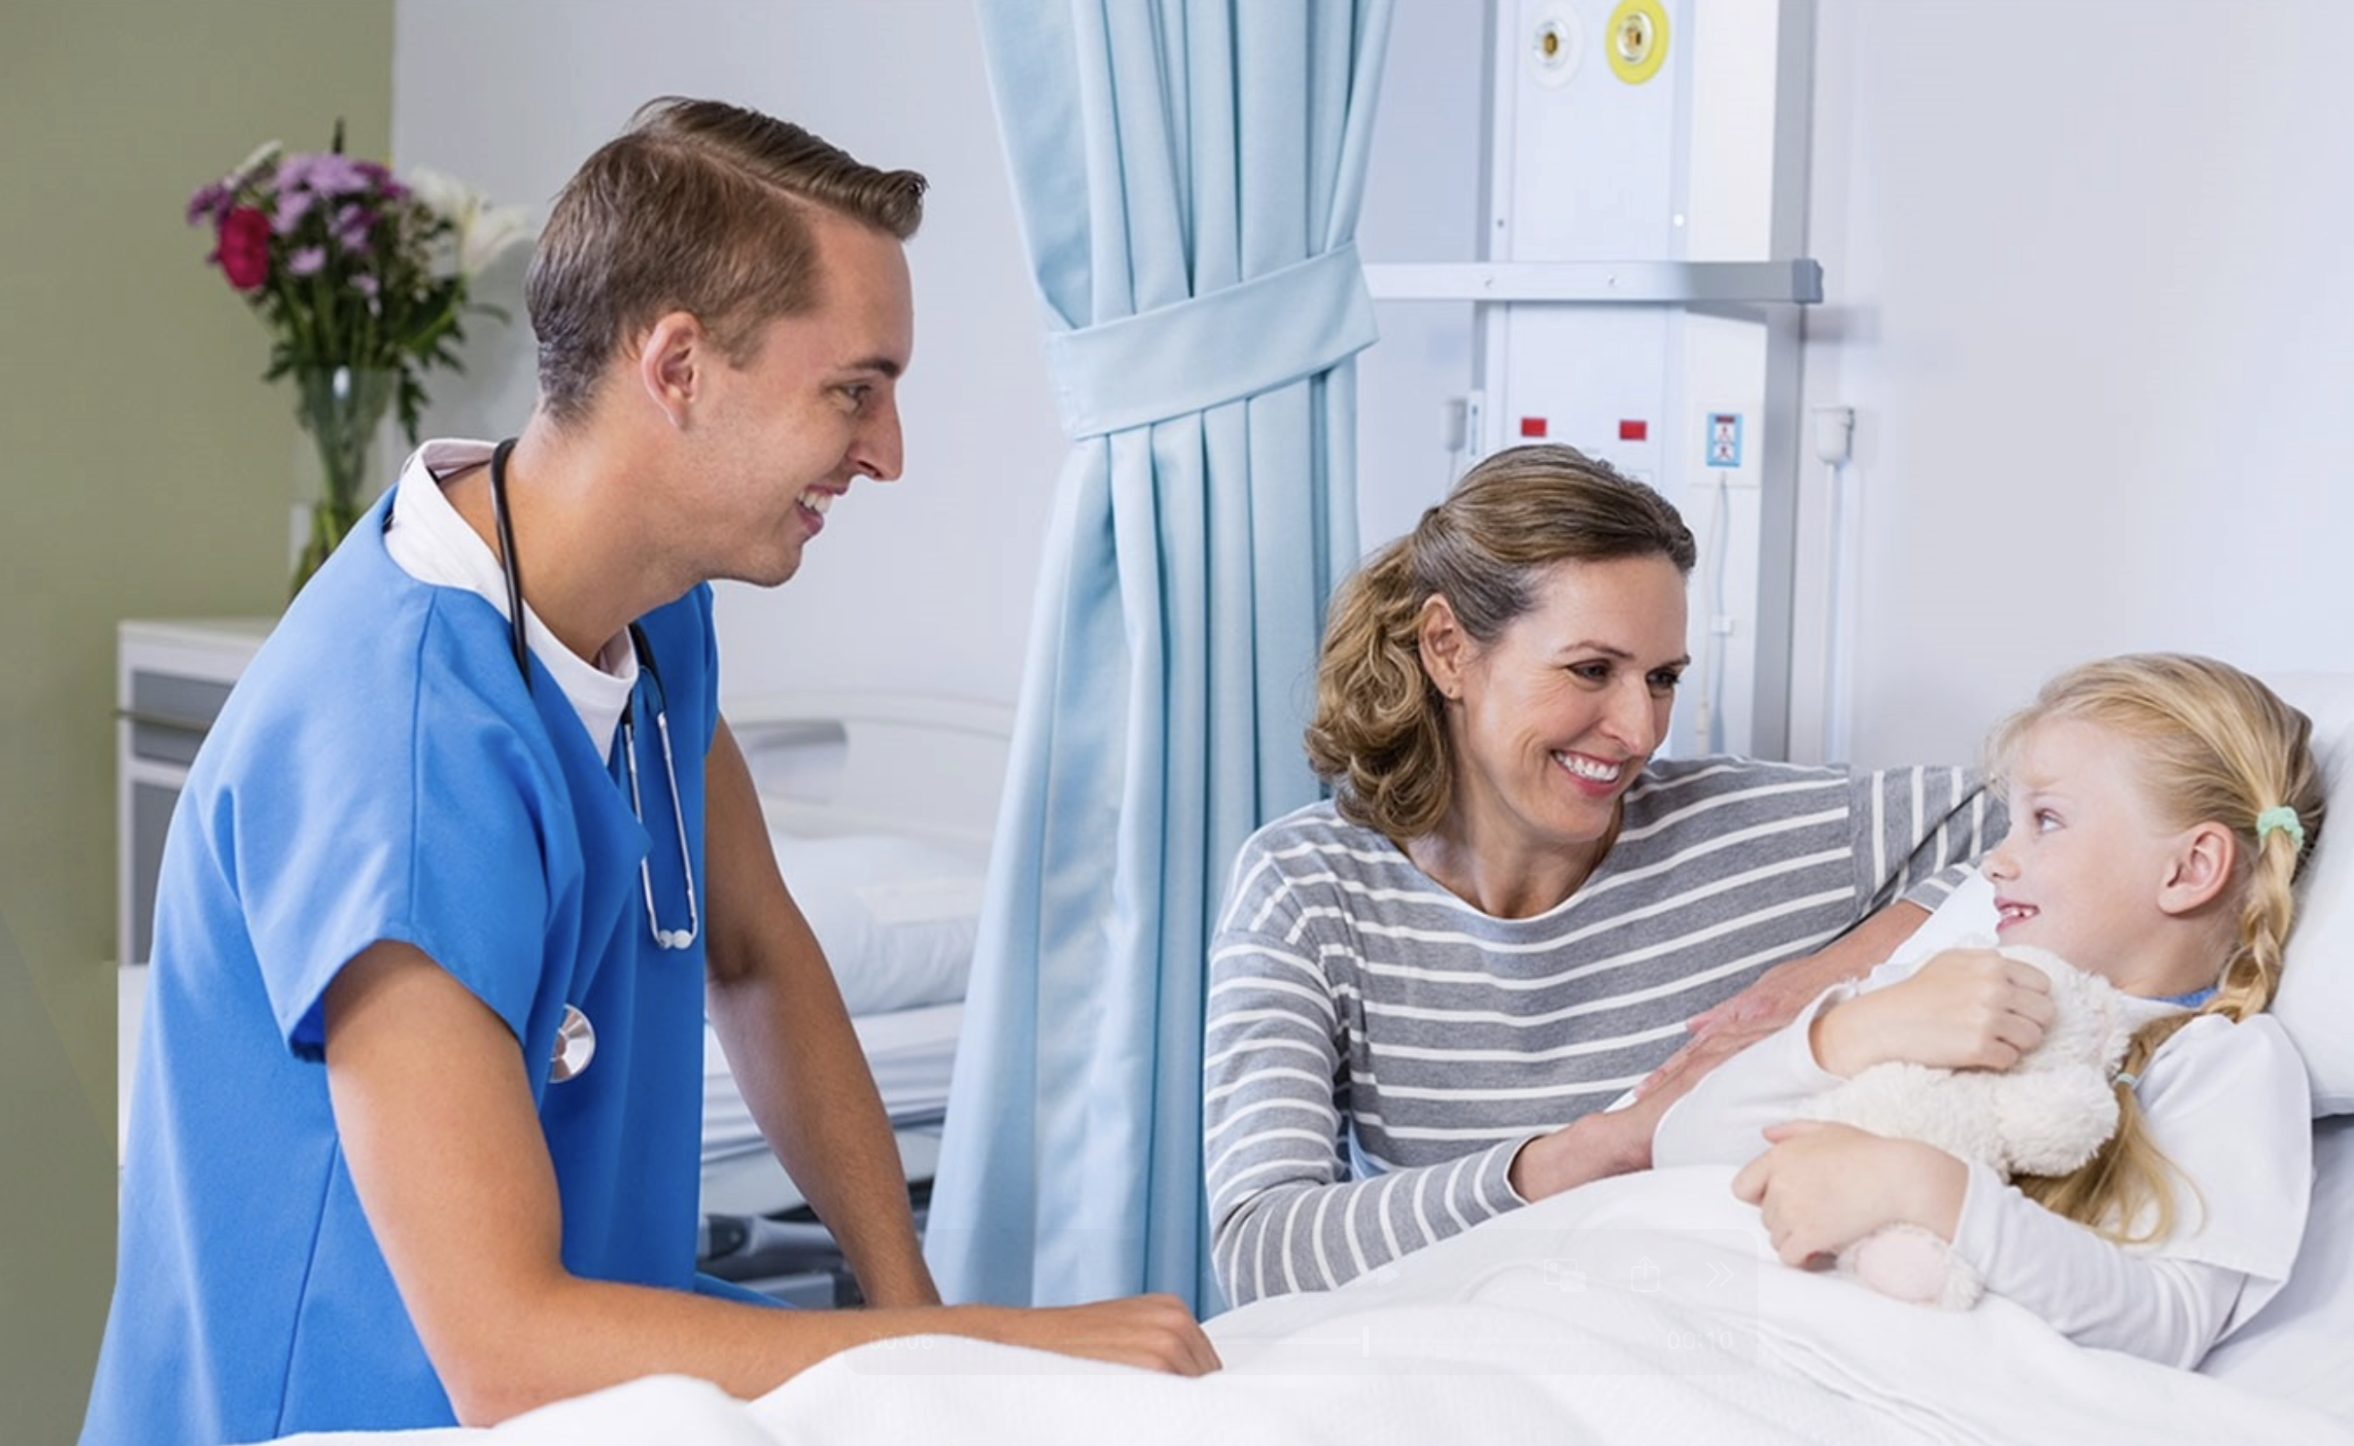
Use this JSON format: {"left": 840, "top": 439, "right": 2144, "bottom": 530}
{"left": 272, "top": 1121, "right": 2354, "bottom": 1444}
{"left": 267, "top": 677, "right": 2354, "bottom": 1442}
{"left": 694, "top": 691, "right": 1012, "bottom": 1305}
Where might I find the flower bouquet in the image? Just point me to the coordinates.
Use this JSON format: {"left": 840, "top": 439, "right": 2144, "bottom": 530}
{"left": 188, "top": 127, "right": 529, "bottom": 594}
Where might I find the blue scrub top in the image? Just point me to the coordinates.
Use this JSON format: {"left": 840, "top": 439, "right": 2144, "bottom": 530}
{"left": 84, "top": 489, "right": 723, "bottom": 1444}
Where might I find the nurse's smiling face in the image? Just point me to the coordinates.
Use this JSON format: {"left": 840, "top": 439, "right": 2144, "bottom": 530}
{"left": 685, "top": 208, "right": 915, "bottom": 586}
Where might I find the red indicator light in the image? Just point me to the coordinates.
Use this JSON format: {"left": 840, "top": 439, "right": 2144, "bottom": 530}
{"left": 1520, "top": 417, "right": 1548, "bottom": 438}
{"left": 1619, "top": 419, "right": 1649, "bottom": 441}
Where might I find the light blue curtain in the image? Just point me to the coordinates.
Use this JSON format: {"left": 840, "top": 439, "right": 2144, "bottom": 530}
{"left": 924, "top": 0, "right": 1394, "bottom": 1313}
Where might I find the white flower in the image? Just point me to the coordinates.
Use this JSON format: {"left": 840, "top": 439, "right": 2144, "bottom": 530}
{"left": 229, "top": 139, "right": 283, "bottom": 187}
{"left": 405, "top": 165, "right": 471, "bottom": 222}
{"left": 408, "top": 166, "right": 535, "bottom": 279}
{"left": 459, "top": 202, "right": 532, "bottom": 278}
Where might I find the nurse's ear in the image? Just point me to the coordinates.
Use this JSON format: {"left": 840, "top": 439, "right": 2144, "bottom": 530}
{"left": 1417, "top": 594, "right": 1471, "bottom": 705}
{"left": 633, "top": 310, "right": 709, "bottom": 431}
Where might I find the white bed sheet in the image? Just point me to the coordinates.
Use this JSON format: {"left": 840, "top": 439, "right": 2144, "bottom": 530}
{"left": 273, "top": 1166, "right": 2354, "bottom": 1446}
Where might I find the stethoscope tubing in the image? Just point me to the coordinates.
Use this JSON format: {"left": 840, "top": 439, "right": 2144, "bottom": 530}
{"left": 485, "top": 440, "right": 700, "bottom": 1081}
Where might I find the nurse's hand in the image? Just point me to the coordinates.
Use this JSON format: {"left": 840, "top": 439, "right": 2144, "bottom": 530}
{"left": 964, "top": 1295, "right": 1222, "bottom": 1376}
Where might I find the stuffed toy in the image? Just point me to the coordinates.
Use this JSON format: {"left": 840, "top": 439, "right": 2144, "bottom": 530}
{"left": 1799, "top": 939, "right": 2145, "bottom": 1309}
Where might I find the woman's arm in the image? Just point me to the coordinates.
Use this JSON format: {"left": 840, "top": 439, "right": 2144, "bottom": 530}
{"left": 1642, "top": 900, "right": 1932, "bottom": 1102}
{"left": 1204, "top": 929, "right": 1536, "bottom": 1305}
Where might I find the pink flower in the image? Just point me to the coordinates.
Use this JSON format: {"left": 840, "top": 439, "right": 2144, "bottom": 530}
{"left": 214, "top": 207, "right": 272, "bottom": 292}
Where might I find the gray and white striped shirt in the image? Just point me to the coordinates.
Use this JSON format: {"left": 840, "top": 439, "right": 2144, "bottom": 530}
{"left": 1203, "top": 756, "right": 1997, "bottom": 1307}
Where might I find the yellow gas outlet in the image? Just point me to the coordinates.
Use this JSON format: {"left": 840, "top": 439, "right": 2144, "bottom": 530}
{"left": 1607, "top": 0, "right": 1669, "bottom": 85}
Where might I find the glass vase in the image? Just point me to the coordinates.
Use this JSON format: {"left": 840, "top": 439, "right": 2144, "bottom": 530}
{"left": 289, "top": 365, "right": 398, "bottom": 598}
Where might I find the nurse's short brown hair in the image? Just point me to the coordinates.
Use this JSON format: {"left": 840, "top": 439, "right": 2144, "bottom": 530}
{"left": 527, "top": 97, "right": 927, "bottom": 424}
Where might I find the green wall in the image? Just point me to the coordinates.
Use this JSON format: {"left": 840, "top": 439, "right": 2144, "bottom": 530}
{"left": 0, "top": 4, "right": 393, "bottom": 1438}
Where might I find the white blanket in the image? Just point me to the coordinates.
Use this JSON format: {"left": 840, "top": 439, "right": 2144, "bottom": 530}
{"left": 278, "top": 1167, "right": 2350, "bottom": 1446}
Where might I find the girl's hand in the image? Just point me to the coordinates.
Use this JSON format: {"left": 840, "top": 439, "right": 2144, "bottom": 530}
{"left": 1730, "top": 1122, "right": 1967, "bottom": 1267}
{"left": 1811, "top": 948, "right": 2056, "bottom": 1077}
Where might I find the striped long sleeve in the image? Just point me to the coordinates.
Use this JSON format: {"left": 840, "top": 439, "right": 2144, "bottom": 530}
{"left": 1204, "top": 919, "right": 1529, "bottom": 1306}
{"left": 1203, "top": 758, "right": 1999, "bottom": 1307}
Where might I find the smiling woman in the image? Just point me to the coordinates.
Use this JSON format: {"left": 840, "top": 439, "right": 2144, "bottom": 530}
{"left": 1204, "top": 445, "right": 2003, "bottom": 1307}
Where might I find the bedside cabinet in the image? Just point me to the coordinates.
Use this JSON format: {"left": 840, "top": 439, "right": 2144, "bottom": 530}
{"left": 116, "top": 617, "right": 273, "bottom": 1160}
{"left": 117, "top": 618, "right": 273, "bottom": 966}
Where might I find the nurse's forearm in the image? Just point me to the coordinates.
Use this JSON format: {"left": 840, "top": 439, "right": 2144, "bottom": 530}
{"left": 468, "top": 1281, "right": 1218, "bottom": 1421}
{"left": 702, "top": 721, "right": 936, "bottom": 1307}
{"left": 469, "top": 1280, "right": 969, "bottom": 1422}
{"left": 707, "top": 957, "right": 937, "bottom": 1306}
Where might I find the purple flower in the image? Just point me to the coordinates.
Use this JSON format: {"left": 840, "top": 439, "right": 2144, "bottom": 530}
{"left": 331, "top": 204, "right": 375, "bottom": 252}
{"left": 279, "top": 151, "right": 373, "bottom": 198}
{"left": 273, "top": 188, "right": 316, "bottom": 236}
{"left": 288, "top": 246, "right": 327, "bottom": 277}
{"left": 185, "top": 181, "right": 230, "bottom": 227}
{"left": 351, "top": 273, "right": 379, "bottom": 300}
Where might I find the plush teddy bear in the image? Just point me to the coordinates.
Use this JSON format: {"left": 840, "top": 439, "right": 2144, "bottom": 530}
{"left": 1798, "top": 939, "right": 2146, "bottom": 1310}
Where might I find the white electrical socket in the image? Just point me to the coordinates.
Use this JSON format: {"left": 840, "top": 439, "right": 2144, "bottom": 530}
{"left": 1811, "top": 406, "right": 1856, "bottom": 466}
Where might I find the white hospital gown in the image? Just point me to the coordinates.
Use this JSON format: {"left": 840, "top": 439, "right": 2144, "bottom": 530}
{"left": 1652, "top": 956, "right": 2314, "bottom": 1368}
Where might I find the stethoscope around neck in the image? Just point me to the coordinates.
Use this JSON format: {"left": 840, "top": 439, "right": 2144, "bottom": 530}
{"left": 488, "top": 439, "right": 698, "bottom": 1081}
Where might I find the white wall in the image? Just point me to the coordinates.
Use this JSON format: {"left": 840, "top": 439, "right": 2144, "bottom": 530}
{"left": 1800, "top": 0, "right": 2354, "bottom": 770}
{"left": 392, "top": 0, "right": 1062, "bottom": 708}
{"left": 1353, "top": 0, "right": 1489, "bottom": 552}
{"left": 393, "top": 0, "right": 2353, "bottom": 776}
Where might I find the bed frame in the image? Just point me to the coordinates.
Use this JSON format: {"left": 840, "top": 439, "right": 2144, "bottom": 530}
{"left": 723, "top": 690, "right": 1016, "bottom": 851}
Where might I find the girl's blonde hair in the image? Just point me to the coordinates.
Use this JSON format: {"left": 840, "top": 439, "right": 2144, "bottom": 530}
{"left": 1990, "top": 654, "right": 2324, "bottom": 1243}
{"left": 1305, "top": 445, "right": 1696, "bottom": 840}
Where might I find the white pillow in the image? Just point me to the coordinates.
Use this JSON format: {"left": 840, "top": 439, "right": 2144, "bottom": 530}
{"left": 2265, "top": 674, "right": 2354, "bottom": 1115}
{"left": 1895, "top": 671, "right": 2354, "bottom": 1115}
{"left": 765, "top": 828, "right": 987, "bottom": 1017}
{"left": 2197, "top": 1114, "right": 2354, "bottom": 1420}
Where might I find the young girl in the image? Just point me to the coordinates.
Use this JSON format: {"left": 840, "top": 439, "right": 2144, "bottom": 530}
{"left": 1653, "top": 653, "right": 2326, "bottom": 1368}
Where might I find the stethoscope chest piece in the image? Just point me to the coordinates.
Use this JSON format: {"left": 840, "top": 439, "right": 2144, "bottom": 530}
{"left": 551, "top": 1003, "right": 597, "bottom": 1084}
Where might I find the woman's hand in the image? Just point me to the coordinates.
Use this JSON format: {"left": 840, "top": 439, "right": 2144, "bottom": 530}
{"left": 1730, "top": 1122, "right": 1966, "bottom": 1267}
{"left": 1651, "top": 900, "right": 1933, "bottom": 1094}
{"left": 1509, "top": 1093, "right": 1663, "bottom": 1202}
{"left": 1810, "top": 948, "right": 2055, "bottom": 1077}
{"left": 1678, "top": 949, "right": 1858, "bottom": 1044}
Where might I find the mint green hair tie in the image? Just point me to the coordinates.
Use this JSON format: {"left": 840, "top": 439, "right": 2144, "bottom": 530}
{"left": 2256, "top": 805, "right": 2307, "bottom": 852}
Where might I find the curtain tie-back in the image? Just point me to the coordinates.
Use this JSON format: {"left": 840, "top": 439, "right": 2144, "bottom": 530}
{"left": 1044, "top": 242, "right": 1379, "bottom": 439}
